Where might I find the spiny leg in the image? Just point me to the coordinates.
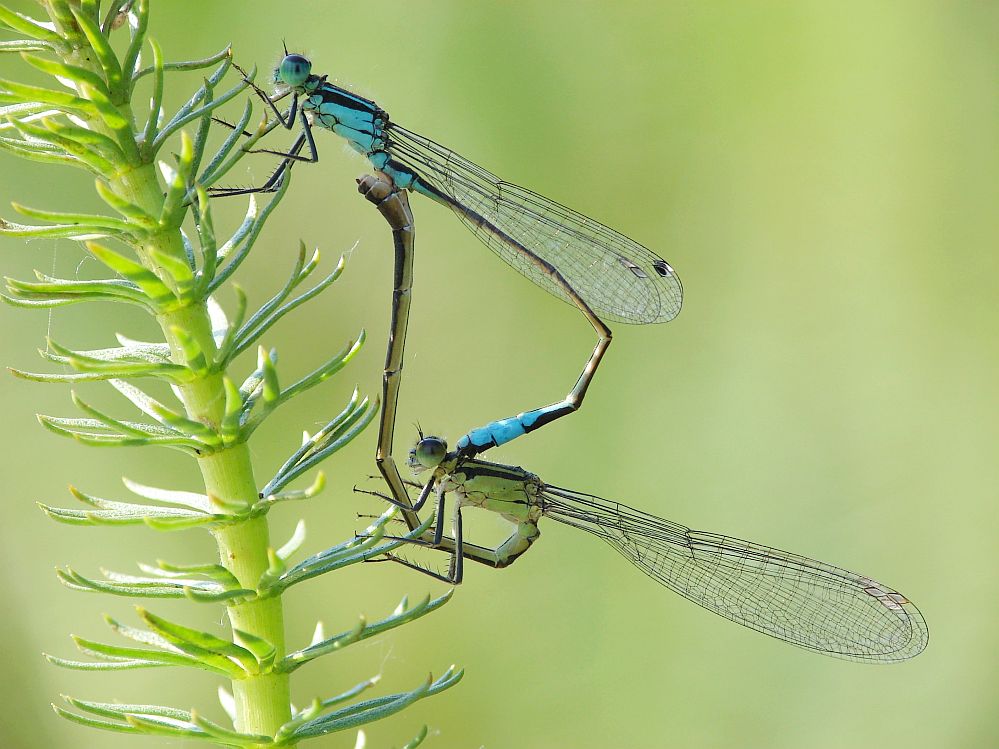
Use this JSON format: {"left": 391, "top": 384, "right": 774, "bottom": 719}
{"left": 372, "top": 487, "right": 541, "bottom": 576}
{"left": 210, "top": 104, "right": 319, "bottom": 164}
{"left": 208, "top": 111, "right": 318, "bottom": 198}
{"left": 231, "top": 60, "right": 298, "bottom": 129}
{"left": 361, "top": 474, "right": 424, "bottom": 490}
{"left": 375, "top": 498, "right": 465, "bottom": 584}
{"left": 354, "top": 474, "right": 436, "bottom": 513}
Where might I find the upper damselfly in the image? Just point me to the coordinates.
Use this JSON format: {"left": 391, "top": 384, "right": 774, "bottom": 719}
{"left": 365, "top": 433, "right": 929, "bottom": 663}
{"left": 214, "top": 53, "right": 683, "bottom": 464}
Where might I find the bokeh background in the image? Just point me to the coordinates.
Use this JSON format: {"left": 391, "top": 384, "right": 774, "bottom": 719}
{"left": 1, "top": 1, "right": 996, "bottom": 747}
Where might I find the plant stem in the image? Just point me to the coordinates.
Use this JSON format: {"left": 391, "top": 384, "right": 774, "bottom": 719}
{"left": 145, "top": 184, "right": 293, "bottom": 749}
{"left": 64, "top": 58, "right": 295, "bottom": 746}
{"left": 214, "top": 513, "right": 291, "bottom": 741}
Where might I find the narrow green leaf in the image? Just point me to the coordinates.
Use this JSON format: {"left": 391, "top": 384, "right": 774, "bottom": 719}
{"left": 38, "top": 414, "right": 204, "bottom": 453}
{"left": 156, "top": 127, "right": 196, "bottom": 230}
{"left": 70, "top": 635, "right": 224, "bottom": 672}
{"left": 279, "top": 331, "right": 365, "bottom": 402}
{"left": 138, "top": 608, "right": 256, "bottom": 675}
{"left": 47, "top": 653, "right": 170, "bottom": 671}
{"left": 188, "top": 86, "right": 215, "bottom": 182}
{"left": 94, "top": 179, "right": 158, "bottom": 227}
{"left": 264, "top": 390, "right": 362, "bottom": 494}
{"left": 189, "top": 710, "right": 274, "bottom": 746}
{"left": 141, "top": 37, "right": 165, "bottom": 148}
{"left": 152, "top": 59, "right": 245, "bottom": 152}
{"left": 220, "top": 375, "right": 243, "bottom": 445}
{"left": 44, "top": 117, "right": 122, "bottom": 154}
{"left": 401, "top": 725, "right": 430, "bottom": 749}
{"left": 270, "top": 510, "right": 436, "bottom": 594}
{"left": 58, "top": 566, "right": 251, "bottom": 601}
{"left": 214, "top": 287, "right": 247, "bottom": 365}
{"left": 41, "top": 337, "right": 187, "bottom": 378}
{"left": 262, "top": 397, "right": 377, "bottom": 493}
{"left": 281, "top": 591, "right": 453, "bottom": 672}
{"left": 209, "top": 173, "right": 292, "bottom": 293}
{"left": 232, "top": 242, "right": 309, "bottom": 345}
{"left": 194, "top": 187, "right": 218, "bottom": 292}
{"left": 234, "top": 250, "right": 347, "bottom": 356}
{"left": 0, "top": 102, "right": 60, "bottom": 120}
{"left": 6, "top": 274, "right": 151, "bottom": 307}
{"left": 0, "top": 78, "right": 97, "bottom": 116}
{"left": 104, "top": 613, "right": 174, "bottom": 648}
{"left": 19, "top": 52, "right": 111, "bottom": 98}
{"left": 86, "top": 242, "right": 176, "bottom": 304}
{"left": 241, "top": 337, "right": 366, "bottom": 440}
{"left": 276, "top": 520, "right": 307, "bottom": 562}
{"left": 0, "top": 39, "right": 54, "bottom": 53}
{"left": 53, "top": 705, "right": 145, "bottom": 735}
{"left": 43, "top": 1, "right": 77, "bottom": 35}
{"left": 133, "top": 43, "right": 231, "bottom": 82}
{"left": 257, "top": 470, "right": 326, "bottom": 507}
{"left": 168, "top": 324, "right": 210, "bottom": 374}
{"left": 276, "top": 681, "right": 380, "bottom": 743}
{"left": 260, "top": 346, "right": 279, "bottom": 405}
{"left": 121, "top": 0, "right": 149, "bottom": 81}
{"left": 149, "top": 247, "right": 195, "bottom": 294}
{"left": 12, "top": 202, "right": 133, "bottom": 233}
{"left": 67, "top": 696, "right": 191, "bottom": 722}
{"left": 1, "top": 295, "right": 79, "bottom": 311}
{"left": 69, "top": 5, "right": 124, "bottom": 95}
{"left": 45, "top": 337, "right": 172, "bottom": 365}
{"left": 122, "top": 477, "right": 211, "bottom": 511}
{"left": 0, "top": 217, "right": 114, "bottom": 241}
{"left": 0, "top": 134, "right": 81, "bottom": 170}
{"left": 0, "top": 8, "right": 64, "bottom": 44}
{"left": 108, "top": 378, "right": 218, "bottom": 445}
{"left": 291, "top": 673, "right": 448, "bottom": 738}
{"left": 232, "top": 628, "right": 277, "bottom": 672}
{"left": 198, "top": 96, "right": 253, "bottom": 185}
{"left": 4, "top": 114, "right": 117, "bottom": 175}
{"left": 38, "top": 498, "right": 208, "bottom": 527}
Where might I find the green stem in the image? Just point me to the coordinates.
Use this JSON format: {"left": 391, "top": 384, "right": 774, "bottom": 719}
{"left": 56, "top": 43, "right": 294, "bottom": 745}
{"left": 138, "top": 169, "right": 293, "bottom": 749}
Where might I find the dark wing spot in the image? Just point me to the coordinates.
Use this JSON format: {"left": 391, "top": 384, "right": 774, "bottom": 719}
{"left": 618, "top": 255, "right": 648, "bottom": 279}
{"left": 652, "top": 260, "right": 674, "bottom": 277}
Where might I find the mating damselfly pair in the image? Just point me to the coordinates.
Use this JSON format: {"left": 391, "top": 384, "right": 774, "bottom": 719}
{"left": 217, "top": 51, "right": 928, "bottom": 662}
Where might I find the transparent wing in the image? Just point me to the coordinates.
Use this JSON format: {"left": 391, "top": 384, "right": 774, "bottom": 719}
{"left": 386, "top": 124, "right": 682, "bottom": 325}
{"left": 541, "top": 485, "right": 928, "bottom": 661}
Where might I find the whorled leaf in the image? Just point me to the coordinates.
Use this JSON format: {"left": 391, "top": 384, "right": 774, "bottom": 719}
{"left": 280, "top": 590, "right": 454, "bottom": 673}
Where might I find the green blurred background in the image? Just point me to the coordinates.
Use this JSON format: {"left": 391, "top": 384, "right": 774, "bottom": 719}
{"left": 1, "top": 1, "right": 996, "bottom": 747}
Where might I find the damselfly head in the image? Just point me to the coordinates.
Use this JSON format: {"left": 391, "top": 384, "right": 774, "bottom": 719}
{"left": 275, "top": 53, "right": 312, "bottom": 88}
{"left": 409, "top": 435, "right": 448, "bottom": 472}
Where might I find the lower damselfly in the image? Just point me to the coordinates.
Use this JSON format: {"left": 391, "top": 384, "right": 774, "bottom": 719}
{"left": 362, "top": 433, "right": 928, "bottom": 662}
{"left": 212, "top": 52, "right": 683, "bottom": 474}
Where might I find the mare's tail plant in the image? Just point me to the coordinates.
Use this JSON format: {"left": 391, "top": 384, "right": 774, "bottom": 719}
{"left": 0, "top": 1, "right": 459, "bottom": 746}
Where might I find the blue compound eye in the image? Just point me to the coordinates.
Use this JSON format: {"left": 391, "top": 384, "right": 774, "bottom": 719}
{"left": 278, "top": 54, "right": 312, "bottom": 87}
{"left": 414, "top": 437, "right": 447, "bottom": 469}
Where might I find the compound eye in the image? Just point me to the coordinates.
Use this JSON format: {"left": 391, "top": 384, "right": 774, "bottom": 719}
{"left": 414, "top": 437, "right": 447, "bottom": 468}
{"left": 279, "top": 54, "right": 312, "bottom": 87}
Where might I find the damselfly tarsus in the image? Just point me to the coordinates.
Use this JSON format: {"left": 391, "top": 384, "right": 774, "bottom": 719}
{"left": 365, "top": 433, "right": 928, "bottom": 663}
{"left": 213, "top": 53, "right": 682, "bottom": 505}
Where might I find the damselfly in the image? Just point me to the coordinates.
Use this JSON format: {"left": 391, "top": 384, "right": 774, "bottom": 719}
{"left": 365, "top": 434, "right": 928, "bottom": 662}
{"left": 214, "top": 53, "right": 683, "bottom": 469}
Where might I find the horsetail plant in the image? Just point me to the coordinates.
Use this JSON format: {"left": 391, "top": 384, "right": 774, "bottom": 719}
{"left": 0, "top": 1, "right": 460, "bottom": 746}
